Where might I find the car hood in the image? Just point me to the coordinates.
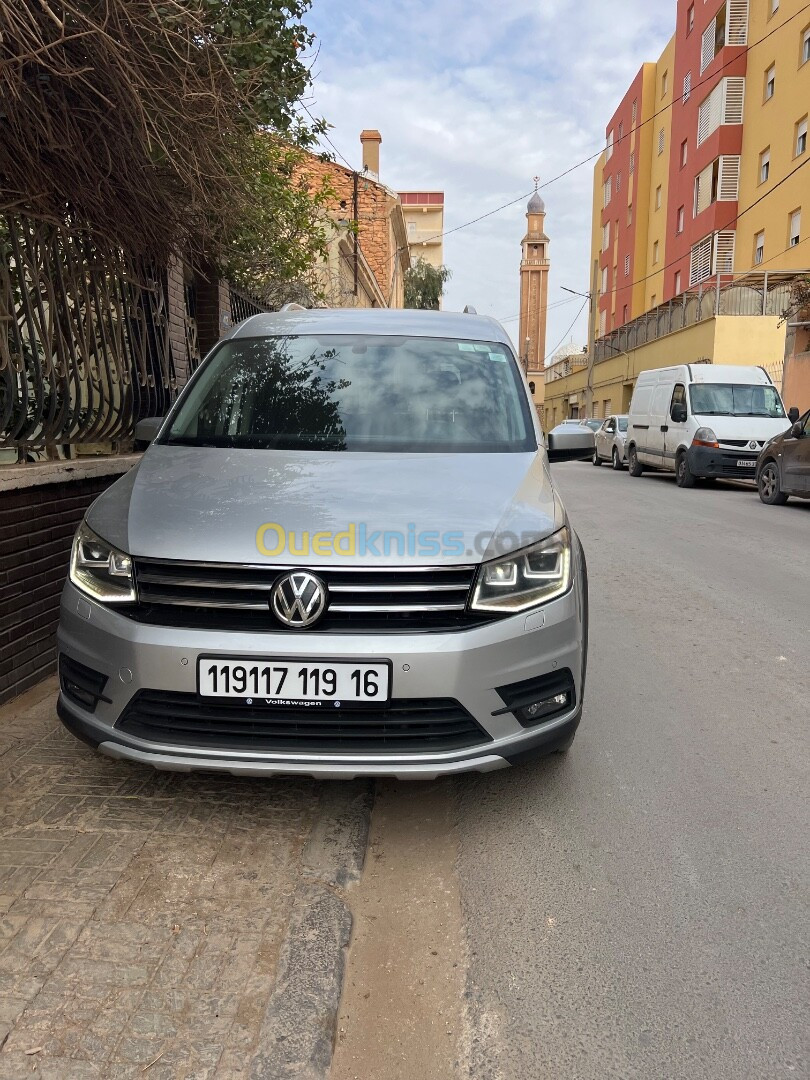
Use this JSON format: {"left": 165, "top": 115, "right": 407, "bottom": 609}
{"left": 86, "top": 446, "right": 565, "bottom": 567}
{"left": 695, "top": 415, "right": 792, "bottom": 442}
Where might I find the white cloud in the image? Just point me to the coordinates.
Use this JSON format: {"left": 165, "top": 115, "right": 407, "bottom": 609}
{"left": 305, "top": 0, "right": 671, "bottom": 357}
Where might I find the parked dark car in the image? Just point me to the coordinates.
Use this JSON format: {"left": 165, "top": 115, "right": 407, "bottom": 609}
{"left": 755, "top": 408, "right": 810, "bottom": 504}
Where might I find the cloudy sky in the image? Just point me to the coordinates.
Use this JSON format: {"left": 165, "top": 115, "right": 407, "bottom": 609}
{"left": 304, "top": 0, "right": 672, "bottom": 358}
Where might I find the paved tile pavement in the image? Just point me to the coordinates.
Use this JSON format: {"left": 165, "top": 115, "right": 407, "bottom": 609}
{"left": 0, "top": 678, "right": 331, "bottom": 1079}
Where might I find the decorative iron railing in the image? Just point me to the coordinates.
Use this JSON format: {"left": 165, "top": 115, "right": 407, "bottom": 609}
{"left": 0, "top": 215, "right": 177, "bottom": 455}
{"left": 594, "top": 270, "right": 809, "bottom": 364}
{"left": 229, "top": 285, "right": 267, "bottom": 326}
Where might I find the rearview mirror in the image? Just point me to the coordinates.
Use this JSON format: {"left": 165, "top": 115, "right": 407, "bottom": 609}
{"left": 671, "top": 404, "right": 687, "bottom": 423}
{"left": 787, "top": 406, "right": 800, "bottom": 424}
{"left": 133, "top": 416, "right": 165, "bottom": 450}
{"left": 790, "top": 422, "right": 803, "bottom": 439}
{"left": 546, "top": 430, "right": 594, "bottom": 463}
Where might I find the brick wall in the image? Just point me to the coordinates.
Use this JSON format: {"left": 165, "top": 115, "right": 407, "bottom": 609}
{"left": 0, "top": 464, "right": 134, "bottom": 705}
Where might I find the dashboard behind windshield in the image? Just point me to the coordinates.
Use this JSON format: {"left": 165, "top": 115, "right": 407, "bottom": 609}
{"left": 689, "top": 383, "right": 785, "bottom": 418}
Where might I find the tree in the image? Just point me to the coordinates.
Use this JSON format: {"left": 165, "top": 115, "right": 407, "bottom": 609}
{"left": 405, "top": 258, "right": 452, "bottom": 310}
{"left": 0, "top": 0, "right": 328, "bottom": 287}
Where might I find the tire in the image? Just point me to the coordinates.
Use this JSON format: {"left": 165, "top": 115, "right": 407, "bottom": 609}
{"left": 612, "top": 447, "right": 623, "bottom": 471}
{"left": 592, "top": 447, "right": 602, "bottom": 466}
{"left": 758, "top": 460, "right": 788, "bottom": 505}
{"left": 676, "top": 451, "right": 696, "bottom": 488}
{"left": 627, "top": 445, "right": 643, "bottom": 476}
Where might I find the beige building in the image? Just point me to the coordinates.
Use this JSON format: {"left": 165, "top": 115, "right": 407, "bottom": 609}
{"left": 398, "top": 191, "right": 445, "bottom": 272}
{"left": 519, "top": 192, "right": 551, "bottom": 407}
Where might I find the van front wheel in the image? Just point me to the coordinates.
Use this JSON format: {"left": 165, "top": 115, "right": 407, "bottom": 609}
{"left": 676, "top": 451, "right": 696, "bottom": 488}
{"left": 627, "top": 446, "right": 643, "bottom": 476}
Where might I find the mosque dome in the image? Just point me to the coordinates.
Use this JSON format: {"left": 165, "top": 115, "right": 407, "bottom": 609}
{"left": 527, "top": 191, "right": 545, "bottom": 214}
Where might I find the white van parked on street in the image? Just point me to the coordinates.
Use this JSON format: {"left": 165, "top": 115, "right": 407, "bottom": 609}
{"left": 625, "top": 364, "right": 798, "bottom": 487}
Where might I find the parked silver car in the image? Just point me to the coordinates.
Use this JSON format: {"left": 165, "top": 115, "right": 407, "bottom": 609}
{"left": 592, "top": 415, "right": 629, "bottom": 470}
{"left": 57, "top": 309, "right": 589, "bottom": 779}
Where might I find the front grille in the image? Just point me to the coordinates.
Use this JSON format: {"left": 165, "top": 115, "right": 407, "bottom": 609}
{"left": 128, "top": 560, "right": 497, "bottom": 633}
{"left": 117, "top": 691, "right": 492, "bottom": 754}
{"left": 714, "top": 450, "right": 757, "bottom": 475}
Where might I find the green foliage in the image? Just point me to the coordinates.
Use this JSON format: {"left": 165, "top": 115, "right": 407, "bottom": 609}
{"left": 404, "top": 258, "right": 452, "bottom": 310}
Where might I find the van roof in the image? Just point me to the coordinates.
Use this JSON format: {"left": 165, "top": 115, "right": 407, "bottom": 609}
{"left": 636, "top": 364, "right": 771, "bottom": 386}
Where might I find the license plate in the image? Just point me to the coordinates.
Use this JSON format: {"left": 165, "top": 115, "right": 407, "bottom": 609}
{"left": 197, "top": 657, "right": 391, "bottom": 705}
{"left": 736, "top": 459, "right": 755, "bottom": 468}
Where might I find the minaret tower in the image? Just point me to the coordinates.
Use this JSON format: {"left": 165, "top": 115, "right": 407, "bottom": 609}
{"left": 518, "top": 183, "right": 550, "bottom": 405}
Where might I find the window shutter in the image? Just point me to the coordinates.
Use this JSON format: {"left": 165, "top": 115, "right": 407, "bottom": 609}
{"left": 726, "top": 0, "right": 749, "bottom": 45}
{"left": 624, "top": 255, "right": 630, "bottom": 276}
{"left": 682, "top": 71, "right": 692, "bottom": 104}
{"left": 629, "top": 151, "right": 635, "bottom": 174}
{"left": 658, "top": 128, "right": 665, "bottom": 154}
{"left": 694, "top": 163, "right": 713, "bottom": 215}
{"left": 701, "top": 19, "right": 716, "bottom": 73}
{"left": 722, "top": 77, "right": 745, "bottom": 124}
{"left": 718, "top": 156, "right": 740, "bottom": 200}
{"left": 697, "top": 83, "right": 722, "bottom": 145}
{"left": 790, "top": 210, "right": 801, "bottom": 245}
{"left": 690, "top": 235, "right": 713, "bottom": 286}
{"left": 713, "top": 230, "right": 736, "bottom": 274}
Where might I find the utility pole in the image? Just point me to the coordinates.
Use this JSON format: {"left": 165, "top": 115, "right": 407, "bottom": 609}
{"left": 561, "top": 278, "right": 598, "bottom": 417}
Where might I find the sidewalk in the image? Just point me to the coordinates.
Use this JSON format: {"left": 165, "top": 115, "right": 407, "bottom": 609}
{"left": 0, "top": 679, "right": 371, "bottom": 1079}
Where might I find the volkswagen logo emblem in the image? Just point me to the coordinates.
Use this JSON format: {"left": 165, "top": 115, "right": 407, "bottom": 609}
{"left": 271, "top": 570, "right": 327, "bottom": 629}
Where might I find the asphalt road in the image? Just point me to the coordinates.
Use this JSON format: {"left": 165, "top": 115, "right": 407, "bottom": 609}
{"left": 454, "top": 463, "right": 809, "bottom": 1080}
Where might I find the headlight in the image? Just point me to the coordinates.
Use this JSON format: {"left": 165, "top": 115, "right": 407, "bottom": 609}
{"left": 69, "top": 522, "right": 135, "bottom": 602}
{"left": 693, "top": 427, "right": 719, "bottom": 448}
{"left": 471, "top": 527, "right": 572, "bottom": 613}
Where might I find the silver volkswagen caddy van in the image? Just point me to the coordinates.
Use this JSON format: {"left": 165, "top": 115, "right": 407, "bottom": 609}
{"left": 57, "top": 309, "right": 589, "bottom": 778}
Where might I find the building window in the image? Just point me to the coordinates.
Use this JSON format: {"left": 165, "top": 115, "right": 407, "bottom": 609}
{"left": 623, "top": 304, "right": 629, "bottom": 324}
{"left": 796, "top": 116, "right": 808, "bottom": 156}
{"left": 662, "top": 70, "right": 669, "bottom": 98}
{"left": 764, "top": 63, "right": 776, "bottom": 100}
{"left": 681, "top": 140, "right": 688, "bottom": 167}
{"left": 769, "top": 0, "right": 779, "bottom": 15}
{"left": 601, "top": 266, "right": 609, "bottom": 292}
{"left": 602, "top": 221, "right": 610, "bottom": 250}
{"left": 606, "top": 130, "right": 614, "bottom": 160}
{"left": 632, "top": 99, "right": 638, "bottom": 125}
{"left": 624, "top": 255, "right": 630, "bottom": 277}
{"left": 618, "top": 120, "right": 624, "bottom": 141}
{"left": 697, "top": 77, "right": 745, "bottom": 146}
{"left": 683, "top": 71, "right": 692, "bottom": 104}
{"left": 651, "top": 294, "right": 657, "bottom": 306}
{"left": 789, "top": 209, "right": 801, "bottom": 247}
{"left": 627, "top": 203, "right": 633, "bottom": 226}
{"left": 653, "top": 240, "right": 660, "bottom": 264}
{"left": 688, "top": 3, "right": 695, "bottom": 33}
{"left": 675, "top": 270, "right": 682, "bottom": 294}
{"left": 616, "top": 171, "right": 622, "bottom": 193}
{"left": 677, "top": 206, "right": 685, "bottom": 234}
{"left": 655, "top": 185, "right": 662, "bottom": 210}
{"left": 754, "top": 230, "right": 765, "bottom": 264}
{"left": 658, "top": 128, "right": 665, "bottom": 155}
{"left": 630, "top": 151, "right": 635, "bottom": 174}
{"left": 803, "top": 26, "right": 810, "bottom": 65}
{"left": 603, "top": 177, "right": 612, "bottom": 207}
{"left": 759, "top": 147, "right": 770, "bottom": 183}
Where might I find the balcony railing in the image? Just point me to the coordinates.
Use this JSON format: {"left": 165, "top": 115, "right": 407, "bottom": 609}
{"left": 593, "top": 270, "right": 808, "bottom": 365}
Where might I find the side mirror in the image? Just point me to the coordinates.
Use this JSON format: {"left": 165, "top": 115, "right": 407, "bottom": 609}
{"left": 790, "top": 422, "right": 803, "bottom": 439}
{"left": 787, "top": 406, "right": 800, "bottom": 424}
{"left": 133, "top": 416, "right": 164, "bottom": 450}
{"left": 547, "top": 430, "right": 594, "bottom": 463}
{"left": 671, "top": 404, "right": 687, "bottom": 423}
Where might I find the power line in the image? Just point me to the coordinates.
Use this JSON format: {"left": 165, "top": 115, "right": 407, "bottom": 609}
{"left": 498, "top": 294, "right": 582, "bottom": 323}
{"left": 542, "top": 298, "right": 590, "bottom": 365}
{"left": 386, "top": 4, "right": 810, "bottom": 259}
{"left": 299, "top": 101, "right": 356, "bottom": 171}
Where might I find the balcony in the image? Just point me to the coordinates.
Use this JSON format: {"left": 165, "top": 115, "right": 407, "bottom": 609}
{"left": 592, "top": 270, "right": 808, "bottom": 364}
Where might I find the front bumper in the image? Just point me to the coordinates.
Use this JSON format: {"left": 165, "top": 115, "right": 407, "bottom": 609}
{"left": 686, "top": 445, "right": 758, "bottom": 478}
{"left": 56, "top": 554, "right": 587, "bottom": 779}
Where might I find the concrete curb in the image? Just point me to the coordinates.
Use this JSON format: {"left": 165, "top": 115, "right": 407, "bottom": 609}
{"left": 250, "top": 882, "right": 353, "bottom": 1080}
{"left": 303, "top": 781, "right": 375, "bottom": 888}
{"left": 250, "top": 781, "right": 375, "bottom": 1079}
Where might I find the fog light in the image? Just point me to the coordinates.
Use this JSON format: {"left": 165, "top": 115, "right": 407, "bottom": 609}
{"left": 517, "top": 692, "right": 570, "bottom": 724}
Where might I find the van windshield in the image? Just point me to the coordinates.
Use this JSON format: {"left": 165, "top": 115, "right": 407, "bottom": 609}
{"left": 162, "top": 335, "right": 537, "bottom": 453}
{"left": 689, "top": 383, "right": 785, "bottom": 418}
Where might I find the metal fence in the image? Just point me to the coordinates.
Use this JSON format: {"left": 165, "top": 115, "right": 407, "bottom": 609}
{"left": 0, "top": 215, "right": 177, "bottom": 454}
{"left": 594, "top": 271, "right": 809, "bottom": 364}
{"left": 229, "top": 286, "right": 268, "bottom": 326}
